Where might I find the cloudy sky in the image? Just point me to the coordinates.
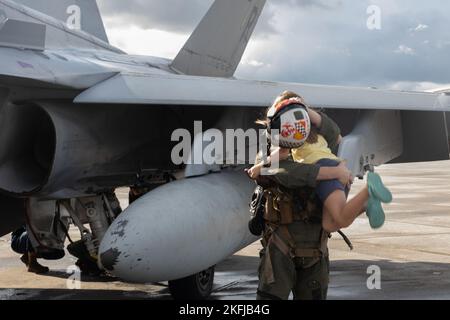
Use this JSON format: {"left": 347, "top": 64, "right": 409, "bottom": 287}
{"left": 97, "top": 0, "right": 450, "bottom": 91}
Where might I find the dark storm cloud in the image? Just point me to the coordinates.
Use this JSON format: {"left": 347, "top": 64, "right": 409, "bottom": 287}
{"left": 98, "top": 0, "right": 450, "bottom": 89}
{"left": 236, "top": 0, "right": 450, "bottom": 88}
{"left": 97, "top": 0, "right": 212, "bottom": 33}
{"left": 97, "top": 0, "right": 335, "bottom": 35}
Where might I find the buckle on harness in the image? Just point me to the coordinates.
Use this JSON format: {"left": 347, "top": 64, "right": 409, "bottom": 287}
{"left": 288, "top": 247, "right": 296, "bottom": 259}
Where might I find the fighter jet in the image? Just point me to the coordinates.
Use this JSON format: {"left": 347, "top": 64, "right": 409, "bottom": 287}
{"left": 1, "top": 0, "right": 449, "bottom": 299}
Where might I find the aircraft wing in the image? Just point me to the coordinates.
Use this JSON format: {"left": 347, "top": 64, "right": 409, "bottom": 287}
{"left": 74, "top": 73, "right": 450, "bottom": 112}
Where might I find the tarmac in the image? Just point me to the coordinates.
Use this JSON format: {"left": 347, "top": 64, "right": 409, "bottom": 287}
{"left": 2, "top": 160, "right": 450, "bottom": 300}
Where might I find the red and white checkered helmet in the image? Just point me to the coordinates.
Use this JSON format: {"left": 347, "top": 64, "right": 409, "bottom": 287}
{"left": 267, "top": 97, "right": 311, "bottom": 149}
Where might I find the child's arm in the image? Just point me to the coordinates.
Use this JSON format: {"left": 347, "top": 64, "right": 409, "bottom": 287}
{"left": 247, "top": 162, "right": 264, "bottom": 180}
{"left": 247, "top": 148, "right": 290, "bottom": 179}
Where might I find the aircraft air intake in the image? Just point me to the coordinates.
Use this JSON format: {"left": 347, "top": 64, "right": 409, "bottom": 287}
{"left": 0, "top": 103, "right": 55, "bottom": 195}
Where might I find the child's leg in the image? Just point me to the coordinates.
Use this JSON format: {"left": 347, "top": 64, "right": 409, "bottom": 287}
{"left": 322, "top": 187, "right": 369, "bottom": 230}
{"left": 322, "top": 208, "right": 340, "bottom": 233}
{"left": 315, "top": 159, "right": 391, "bottom": 230}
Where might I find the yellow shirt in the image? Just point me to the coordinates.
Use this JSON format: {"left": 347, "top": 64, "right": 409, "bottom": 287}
{"left": 292, "top": 134, "right": 340, "bottom": 164}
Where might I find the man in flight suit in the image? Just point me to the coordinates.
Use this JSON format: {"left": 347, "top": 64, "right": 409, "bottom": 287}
{"left": 247, "top": 92, "right": 352, "bottom": 300}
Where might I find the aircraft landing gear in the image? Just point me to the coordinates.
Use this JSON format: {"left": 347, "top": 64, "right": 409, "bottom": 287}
{"left": 168, "top": 266, "right": 215, "bottom": 300}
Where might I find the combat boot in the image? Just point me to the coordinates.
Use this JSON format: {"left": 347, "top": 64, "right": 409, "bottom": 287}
{"left": 27, "top": 252, "right": 49, "bottom": 274}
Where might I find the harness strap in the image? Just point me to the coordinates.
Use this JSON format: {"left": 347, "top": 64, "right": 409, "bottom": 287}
{"left": 271, "top": 229, "right": 323, "bottom": 259}
{"left": 261, "top": 224, "right": 326, "bottom": 284}
{"left": 279, "top": 225, "right": 296, "bottom": 250}
{"left": 294, "top": 248, "right": 322, "bottom": 258}
{"left": 263, "top": 244, "right": 275, "bottom": 284}
{"left": 270, "top": 231, "right": 291, "bottom": 257}
{"left": 320, "top": 229, "right": 329, "bottom": 255}
{"left": 338, "top": 230, "right": 353, "bottom": 250}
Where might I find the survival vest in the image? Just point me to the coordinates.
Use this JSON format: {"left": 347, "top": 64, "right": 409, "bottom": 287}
{"left": 262, "top": 185, "right": 328, "bottom": 258}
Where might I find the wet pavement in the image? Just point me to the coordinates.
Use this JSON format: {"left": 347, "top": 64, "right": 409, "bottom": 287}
{"left": 2, "top": 160, "right": 450, "bottom": 300}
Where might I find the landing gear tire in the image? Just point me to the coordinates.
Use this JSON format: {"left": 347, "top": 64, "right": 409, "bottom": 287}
{"left": 168, "top": 266, "right": 215, "bottom": 300}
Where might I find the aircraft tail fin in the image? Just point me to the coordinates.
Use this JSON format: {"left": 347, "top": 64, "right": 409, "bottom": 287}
{"left": 12, "top": 0, "right": 109, "bottom": 43}
{"left": 171, "top": 0, "right": 266, "bottom": 78}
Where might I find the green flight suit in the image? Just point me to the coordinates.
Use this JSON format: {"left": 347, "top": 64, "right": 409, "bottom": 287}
{"left": 256, "top": 112, "right": 341, "bottom": 300}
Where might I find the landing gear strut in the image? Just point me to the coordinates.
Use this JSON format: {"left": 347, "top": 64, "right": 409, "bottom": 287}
{"left": 168, "top": 266, "right": 215, "bottom": 300}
